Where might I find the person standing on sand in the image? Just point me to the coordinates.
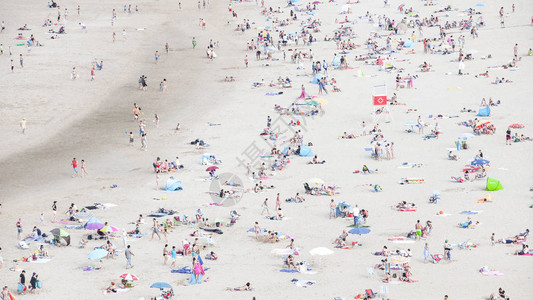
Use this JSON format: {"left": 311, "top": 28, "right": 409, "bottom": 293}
{"left": 192, "top": 37, "right": 197, "bottom": 49}
{"left": 244, "top": 55, "right": 248, "bottom": 67}
{"left": 122, "top": 29, "right": 127, "bottom": 40}
{"left": 424, "top": 242, "right": 430, "bottom": 263}
{"left": 155, "top": 51, "right": 160, "bottom": 63}
{"left": 112, "top": 32, "right": 116, "bottom": 43}
{"left": 415, "top": 220, "right": 422, "bottom": 240}
{"left": 19, "top": 54, "right": 23, "bottom": 68}
{"left": 71, "top": 158, "right": 78, "bottom": 176}
{"left": 275, "top": 193, "right": 281, "bottom": 211}
{"left": 165, "top": 43, "right": 169, "bottom": 53}
{"left": 20, "top": 118, "right": 26, "bottom": 134}
{"left": 163, "top": 244, "right": 169, "bottom": 265}
{"left": 90, "top": 67, "right": 95, "bottom": 80}
{"left": 140, "top": 133, "right": 147, "bottom": 151}
{"left": 16, "top": 218, "right": 22, "bottom": 240}
{"left": 10, "top": 59, "right": 14, "bottom": 72}
{"left": 125, "top": 245, "right": 134, "bottom": 269}
{"left": 506, "top": 128, "right": 512, "bottom": 145}
{"left": 129, "top": 132, "right": 134, "bottom": 146}
{"left": 52, "top": 201, "right": 57, "bottom": 221}
{"left": 254, "top": 221, "right": 260, "bottom": 239}
{"left": 329, "top": 199, "right": 336, "bottom": 219}
{"left": 151, "top": 218, "right": 161, "bottom": 240}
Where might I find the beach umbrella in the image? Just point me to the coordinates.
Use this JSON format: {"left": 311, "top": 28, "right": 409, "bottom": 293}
{"left": 348, "top": 228, "right": 371, "bottom": 235}
{"left": 475, "top": 3, "right": 484, "bottom": 7}
{"left": 307, "top": 178, "right": 324, "bottom": 185}
{"left": 307, "top": 100, "right": 320, "bottom": 106}
{"left": 205, "top": 166, "right": 219, "bottom": 171}
{"left": 471, "top": 158, "right": 490, "bottom": 166}
{"left": 84, "top": 217, "right": 104, "bottom": 230}
{"left": 458, "top": 133, "right": 475, "bottom": 140}
{"left": 150, "top": 282, "right": 173, "bottom": 289}
{"left": 312, "top": 1, "right": 320, "bottom": 4}
{"left": 85, "top": 222, "right": 104, "bottom": 230}
{"left": 466, "top": 49, "right": 478, "bottom": 55}
{"left": 309, "top": 247, "right": 334, "bottom": 256}
{"left": 290, "top": 0, "right": 300, "bottom": 3}
{"left": 120, "top": 273, "right": 139, "bottom": 281}
{"left": 101, "top": 225, "right": 119, "bottom": 233}
{"left": 50, "top": 228, "right": 69, "bottom": 237}
{"left": 88, "top": 249, "right": 108, "bottom": 260}
{"left": 315, "top": 98, "right": 328, "bottom": 105}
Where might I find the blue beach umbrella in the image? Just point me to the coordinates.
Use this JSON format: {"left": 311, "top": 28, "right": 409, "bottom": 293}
{"left": 150, "top": 282, "right": 173, "bottom": 289}
{"left": 348, "top": 228, "right": 371, "bottom": 235}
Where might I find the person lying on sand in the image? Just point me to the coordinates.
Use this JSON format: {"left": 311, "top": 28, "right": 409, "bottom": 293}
{"left": 340, "top": 132, "right": 357, "bottom": 139}
{"left": 226, "top": 282, "right": 252, "bottom": 291}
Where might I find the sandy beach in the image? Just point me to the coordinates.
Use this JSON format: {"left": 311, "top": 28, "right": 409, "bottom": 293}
{"left": 0, "top": 0, "right": 532, "bottom": 299}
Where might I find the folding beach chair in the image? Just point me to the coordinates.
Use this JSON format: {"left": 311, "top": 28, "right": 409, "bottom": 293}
{"left": 365, "top": 289, "right": 376, "bottom": 298}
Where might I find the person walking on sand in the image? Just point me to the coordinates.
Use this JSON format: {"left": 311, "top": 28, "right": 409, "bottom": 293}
{"left": 20, "top": 118, "right": 26, "bottom": 134}
{"left": 329, "top": 199, "right": 337, "bottom": 219}
{"left": 155, "top": 50, "right": 160, "bottom": 63}
{"left": 151, "top": 218, "right": 161, "bottom": 240}
{"left": 71, "top": 158, "right": 79, "bottom": 176}
{"left": 129, "top": 132, "right": 134, "bottom": 146}
{"left": 261, "top": 198, "right": 270, "bottom": 216}
{"left": 125, "top": 245, "right": 134, "bottom": 269}
{"left": 90, "top": 67, "right": 95, "bottom": 80}
{"left": 506, "top": 128, "right": 512, "bottom": 145}
{"left": 275, "top": 193, "right": 281, "bottom": 211}
{"left": 10, "top": 59, "right": 14, "bottom": 72}
{"left": 244, "top": 55, "right": 248, "bottom": 67}
{"left": 170, "top": 246, "right": 177, "bottom": 267}
{"left": 165, "top": 43, "right": 169, "bottom": 54}
{"left": 19, "top": 54, "right": 23, "bottom": 68}
{"left": 122, "top": 29, "right": 127, "bottom": 40}
{"left": 81, "top": 160, "right": 88, "bottom": 176}
{"left": 112, "top": 32, "right": 116, "bottom": 43}
{"left": 192, "top": 37, "right": 197, "bottom": 49}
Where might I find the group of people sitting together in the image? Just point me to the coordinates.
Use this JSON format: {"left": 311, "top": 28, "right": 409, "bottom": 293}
{"left": 152, "top": 157, "right": 183, "bottom": 173}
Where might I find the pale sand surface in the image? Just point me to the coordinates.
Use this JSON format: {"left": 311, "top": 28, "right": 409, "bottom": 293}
{"left": 0, "top": 0, "right": 532, "bottom": 299}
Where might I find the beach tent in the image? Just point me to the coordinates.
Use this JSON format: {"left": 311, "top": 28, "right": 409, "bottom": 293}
{"left": 403, "top": 39, "right": 414, "bottom": 48}
{"left": 336, "top": 202, "right": 351, "bottom": 217}
{"left": 486, "top": 177, "right": 503, "bottom": 191}
{"left": 165, "top": 177, "right": 183, "bottom": 191}
{"left": 332, "top": 56, "right": 341, "bottom": 66}
{"left": 299, "top": 145, "right": 314, "bottom": 157}
{"left": 311, "top": 73, "right": 325, "bottom": 84}
{"left": 476, "top": 106, "right": 490, "bottom": 117}
{"left": 201, "top": 153, "right": 212, "bottom": 165}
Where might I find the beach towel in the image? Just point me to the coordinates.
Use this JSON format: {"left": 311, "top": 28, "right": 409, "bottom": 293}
{"left": 280, "top": 269, "right": 299, "bottom": 273}
{"left": 292, "top": 279, "right": 316, "bottom": 287}
{"left": 460, "top": 211, "right": 481, "bottom": 215}
{"left": 103, "top": 288, "right": 129, "bottom": 295}
{"left": 266, "top": 92, "right": 283, "bottom": 95}
{"left": 30, "top": 257, "right": 54, "bottom": 263}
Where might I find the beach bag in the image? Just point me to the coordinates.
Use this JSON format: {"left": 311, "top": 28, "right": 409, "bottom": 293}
{"left": 36, "top": 280, "right": 41, "bottom": 288}
{"left": 17, "top": 283, "right": 26, "bottom": 292}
